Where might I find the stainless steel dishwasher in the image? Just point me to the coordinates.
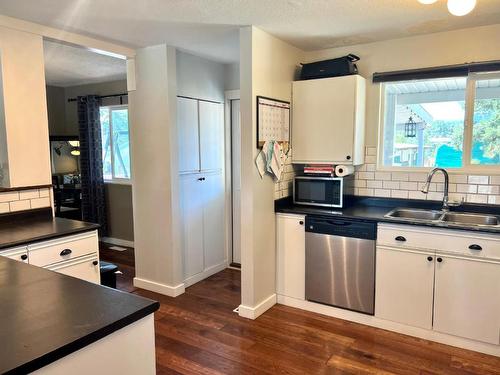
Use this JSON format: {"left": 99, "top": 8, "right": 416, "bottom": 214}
{"left": 305, "top": 216, "right": 376, "bottom": 315}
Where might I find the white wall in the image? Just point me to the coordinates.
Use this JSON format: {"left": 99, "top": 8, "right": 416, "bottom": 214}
{"left": 176, "top": 50, "right": 227, "bottom": 102}
{"left": 224, "top": 63, "right": 240, "bottom": 91}
{"left": 239, "top": 26, "right": 303, "bottom": 318}
{"left": 129, "top": 45, "right": 184, "bottom": 295}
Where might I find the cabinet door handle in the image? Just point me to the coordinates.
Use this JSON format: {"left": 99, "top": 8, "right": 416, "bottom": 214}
{"left": 346, "top": 155, "right": 351, "bottom": 160}
{"left": 395, "top": 236, "right": 406, "bottom": 242}
{"left": 427, "top": 256, "right": 433, "bottom": 262}
{"left": 60, "top": 248, "right": 72, "bottom": 256}
{"left": 92, "top": 260, "right": 99, "bottom": 266}
{"left": 197, "top": 177, "right": 206, "bottom": 181}
{"left": 468, "top": 244, "right": 482, "bottom": 251}
{"left": 20, "top": 254, "right": 28, "bottom": 261}
{"left": 437, "top": 257, "right": 443, "bottom": 263}
{"left": 299, "top": 221, "right": 304, "bottom": 225}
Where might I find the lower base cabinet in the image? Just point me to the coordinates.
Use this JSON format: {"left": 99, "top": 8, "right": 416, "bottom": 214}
{"left": 376, "top": 224, "right": 500, "bottom": 346}
{"left": 0, "top": 230, "right": 100, "bottom": 284}
{"left": 375, "top": 246, "right": 435, "bottom": 330}
{"left": 433, "top": 255, "right": 500, "bottom": 345}
{"left": 276, "top": 213, "right": 305, "bottom": 300}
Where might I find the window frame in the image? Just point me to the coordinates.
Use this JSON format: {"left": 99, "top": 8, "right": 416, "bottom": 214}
{"left": 377, "top": 71, "right": 500, "bottom": 175}
{"left": 100, "top": 104, "right": 132, "bottom": 184}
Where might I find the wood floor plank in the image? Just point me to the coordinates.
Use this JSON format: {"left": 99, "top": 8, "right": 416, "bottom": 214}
{"left": 102, "top": 251, "right": 500, "bottom": 375}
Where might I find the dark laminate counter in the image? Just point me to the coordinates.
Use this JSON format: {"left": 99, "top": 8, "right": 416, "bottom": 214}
{"left": 0, "top": 256, "right": 159, "bottom": 374}
{"left": 276, "top": 197, "right": 500, "bottom": 234}
{"left": 0, "top": 209, "right": 100, "bottom": 250}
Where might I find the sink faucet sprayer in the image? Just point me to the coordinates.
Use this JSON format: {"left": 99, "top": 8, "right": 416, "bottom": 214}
{"left": 421, "top": 168, "right": 450, "bottom": 211}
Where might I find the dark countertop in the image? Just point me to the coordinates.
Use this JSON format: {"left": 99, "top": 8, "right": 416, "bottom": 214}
{"left": 275, "top": 197, "right": 500, "bottom": 234}
{"left": 0, "top": 256, "right": 159, "bottom": 374}
{"left": 0, "top": 208, "right": 100, "bottom": 250}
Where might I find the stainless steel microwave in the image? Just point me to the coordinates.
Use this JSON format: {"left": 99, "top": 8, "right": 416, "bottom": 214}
{"left": 293, "top": 176, "right": 344, "bottom": 208}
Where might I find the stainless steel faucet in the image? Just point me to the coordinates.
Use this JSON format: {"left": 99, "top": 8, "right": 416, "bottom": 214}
{"left": 421, "top": 168, "right": 450, "bottom": 211}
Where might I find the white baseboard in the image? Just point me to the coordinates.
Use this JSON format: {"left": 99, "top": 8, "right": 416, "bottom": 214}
{"left": 133, "top": 277, "right": 185, "bottom": 297}
{"left": 277, "top": 295, "right": 500, "bottom": 357}
{"left": 184, "top": 262, "right": 228, "bottom": 288}
{"left": 101, "top": 237, "right": 134, "bottom": 248}
{"left": 238, "top": 293, "right": 277, "bottom": 320}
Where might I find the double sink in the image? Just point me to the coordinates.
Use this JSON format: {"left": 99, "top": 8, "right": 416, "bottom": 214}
{"left": 385, "top": 208, "right": 500, "bottom": 228}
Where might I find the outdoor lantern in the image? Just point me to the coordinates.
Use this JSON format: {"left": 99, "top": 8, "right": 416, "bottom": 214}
{"left": 405, "top": 116, "right": 417, "bottom": 138}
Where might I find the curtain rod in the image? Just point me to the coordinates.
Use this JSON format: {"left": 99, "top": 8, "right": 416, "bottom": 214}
{"left": 67, "top": 93, "right": 128, "bottom": 103}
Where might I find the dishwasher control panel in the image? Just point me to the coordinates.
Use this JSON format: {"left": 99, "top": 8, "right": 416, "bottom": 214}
{"left": 305, "top": 216, "right": 376, "bottom": 240}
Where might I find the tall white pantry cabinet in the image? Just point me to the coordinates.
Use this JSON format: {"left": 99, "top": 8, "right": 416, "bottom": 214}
{"left": 177, "top": 96, "right": 226, "bottom": 286}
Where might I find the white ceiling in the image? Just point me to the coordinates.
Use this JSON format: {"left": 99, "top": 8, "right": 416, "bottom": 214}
{"left": 43, "top": 40, "right": 126, "bottom": 87}
{"left": 1, "top": 0, "right": 500, "bottom": 64}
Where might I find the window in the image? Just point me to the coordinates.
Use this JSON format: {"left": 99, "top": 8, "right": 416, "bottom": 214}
{"left": 380, "top": 72, "right": 500, "bottom": 171}
{"left": 100, "top": 105, "right": 131, "bottom": 182}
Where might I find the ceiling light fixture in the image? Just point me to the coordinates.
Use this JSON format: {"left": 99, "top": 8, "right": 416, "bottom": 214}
{"left": 447, "top": 0, "right": 476, "bottom": 16}
{"left": 418, "top": 0, "right": 477, "bottom": 16}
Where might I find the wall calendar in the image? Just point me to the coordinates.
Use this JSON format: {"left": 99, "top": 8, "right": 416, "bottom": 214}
{"left": 256, "top": 96, "right": 290, "bottom": 149}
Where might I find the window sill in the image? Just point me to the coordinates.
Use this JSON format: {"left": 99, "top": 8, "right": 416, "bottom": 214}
{"left": 104, "top": 179, "right": 132, "bottom": 186}
{"left": 375, "top": 166, "right": 500, "bottom": 176}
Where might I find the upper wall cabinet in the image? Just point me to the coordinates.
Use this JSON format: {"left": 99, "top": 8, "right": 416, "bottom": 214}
{"left": 0, "top": 26, "right": 51, "bottom": 188}
{"left": 292, "top": 75, "right": 366, "bottom": 165}
{"left": 177, "top": 97, "right": 223, "bottom": 173}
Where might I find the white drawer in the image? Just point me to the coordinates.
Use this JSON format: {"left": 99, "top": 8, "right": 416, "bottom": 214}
{"left": 0, "top": 246, "right": 29, "bottom": 263}
{"left": 47, "top": 254, "right": 100, "bottom": 284}
{"left": 28, "top": 230, "right": 99, "bottom": 267}
{"left": 378, "top": 224, "right": 500, "bottom": 261}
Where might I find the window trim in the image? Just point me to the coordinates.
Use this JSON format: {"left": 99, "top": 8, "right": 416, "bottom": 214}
{"left": 101, "top": 104, "right": 132, "bottom": 184}
{"left": 377, "top": 72, "right": 500, "bottom": 175}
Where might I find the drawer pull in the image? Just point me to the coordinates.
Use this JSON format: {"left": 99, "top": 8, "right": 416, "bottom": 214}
{"left": 299, "top": 220, "right": 304, "bottom": 225}
{"left": 20, "top": 254, "right": 28, "bottom": 261}
{"left": 437, "top": 257, "right": 443, "bottom": 263}
{"left": 468, "top": 244, "right": 482, "bottom": 251}
{"left": 427, "top": 256, "right": 433, "bottom": 262}
{"left": 92, "top": 260, "right": 98, "bottom": 266}
{"left": 395, "top": 236, "right": 406, "bottom": 242}
{"left": 60, "top": 249, "right": 72, "bottom": 256}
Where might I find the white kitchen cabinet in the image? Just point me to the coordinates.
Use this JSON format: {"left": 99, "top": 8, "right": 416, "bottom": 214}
{"left": 292, "top": 75, "right": 366, "bottom": 165}
{"left": 0, "top": 246, "right": 29, "bottom": 263}
{"left": 276, "top": 213, "right": 306, "bottom": 300}
{"left": 375, "top": 246, "right": 435, "bottom": 329}
{"left": 433, "top": 255, "right": 500, "bottom": 345}
{"left": 47, "top": 254, "right": 100, "bottom": 284}
{"left": 0, "top": 26, "right": 51, "bottom": 188}
{"left": 0, "top": 230, "right": 100, "bottom": 284}
{"left": 180, "top": 173, "right": 205, "bottom": 278}
{"left": 180, "top": 171, "right": 225, "bottom": 286}
{"left": 199, "top": 100, "right": 224, "bottom": 171}
{"left": 177, "top": 97, "right": 224, "bottom": 173}
{"left": 177, "top": 97, "right": 200, "bottom": 173}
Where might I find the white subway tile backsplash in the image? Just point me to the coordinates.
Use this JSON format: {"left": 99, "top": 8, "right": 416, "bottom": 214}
{"left": 391, "top": 190, "right": 408, "bottom": 199}
{"left": 468, "top": 175, "right": 489, "bottom": 185}
{"left": 30, "top": 197, "right": 51, "bottom": 209}
{"left": 467, "top": 194, "right": 488, "bottom": 204}
{"left": 449, "top": 175, "right": 468, "bottom": 184}
{"left": 358, "top": 172, "right": 375, "bottom": 180}
{"left": 488, "top": 195, "right": 500, "bottom": 204}
{"left": 364, "top": 155, "right": 377, "bottom": 164}
{"left": 490, "top": 176, "right": 500, "bottom": 185}
{"left": 366, "top": 180, "right": 383, "bottom": 189}
{"left": 374, "top": 189, "right": 391, "bottom": 197}
{"left": 383, "top": 181, "right": 400, "bottom": 190}
{"left": 39, "top": 188, "right": 51, "bottom": 198}
{"left": 449, "top": 193, "right": 467, "bottom": 204}
{"left": 19, "top": 189, "right": 39, "bottom": 200}
{"left": 408, "top": 191, "right": 427, "bottom": 200}
{"left": 358, "top": 188, "right": 374, "bottom": 196}
{"left": 0, "top": 203, "right": 9, "bottom": 214}
{"left": 456, "top": 184, "right": 477, "bottom": 194}
{"left": 391, "top": 172, "right": 409, "bottom": 181}
{"left": 399, "top": 181, "right": 418, "bottom": 190}
{"left": 354, "top": 180, "right": 367, "bottom": 188}
{"left": 426, "top": 192, "right": 444, "bottom": 201}
{"left": 0, "top": 191, "right": 19, "bottom": 203}
{"left": 478, "top": 185, "right": 500, "bottom": 195}
{"left": 366, "top": 147, "right": 377, "bottom": 156}
{"left": 366, "top": 164, "right": 376, "bottom": 172}
{"left": 10, "top": 200, "right": 31, "bottom": 212}
{"left": 409, "top": 173, "right": 428, "bottom": 182}
{"left": 375, "top": 172, "right": 391, "bottom": 180}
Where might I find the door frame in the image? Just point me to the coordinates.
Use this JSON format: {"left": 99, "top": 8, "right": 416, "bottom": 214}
{"left": 224, "top": 90, "right": 240, "bottom": 268}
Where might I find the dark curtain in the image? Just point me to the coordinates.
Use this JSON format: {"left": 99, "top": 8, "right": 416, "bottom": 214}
{"left": 78, "top": 95, "right": 107, "bottom": 236}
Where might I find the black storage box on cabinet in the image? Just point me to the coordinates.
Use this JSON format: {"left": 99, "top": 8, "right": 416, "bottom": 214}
{"left": 299, "top": 54, "right": 360, "bottom": 80}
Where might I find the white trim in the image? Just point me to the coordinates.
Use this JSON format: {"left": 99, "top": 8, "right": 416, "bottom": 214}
{"left": 104, "top": 179, "right": 132, "bottom": 186}
{"left": 183, "top": 262, "right": 228, "bottom": 288}
{"left": 277, "top": 295, "right": 500, "bottom": 357}
{"left": 238, "top": 293, "right": 276, "bottom": 320}
{"left": 100, "top": 237, "right": 134, "bottom": 248}
{"left": 0, "top": 14, "right": 135, "bottom": 57}
{"left": 133, "top": 277, "right": 185, "bottom": 297}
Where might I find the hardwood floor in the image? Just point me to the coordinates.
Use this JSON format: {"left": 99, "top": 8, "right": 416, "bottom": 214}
{"left": 100, "top": 244, "right": 500, "bottom": 374}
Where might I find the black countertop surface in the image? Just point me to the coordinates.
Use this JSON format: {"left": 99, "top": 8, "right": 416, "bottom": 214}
{"left": 275, "top": 196, "right": 500, "bottom": 234}
{"left": 0, "top": 209, "right": 100, "bottom": 250}
{"left": 0, "top": 256, "right": 159, "bottom": 374}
